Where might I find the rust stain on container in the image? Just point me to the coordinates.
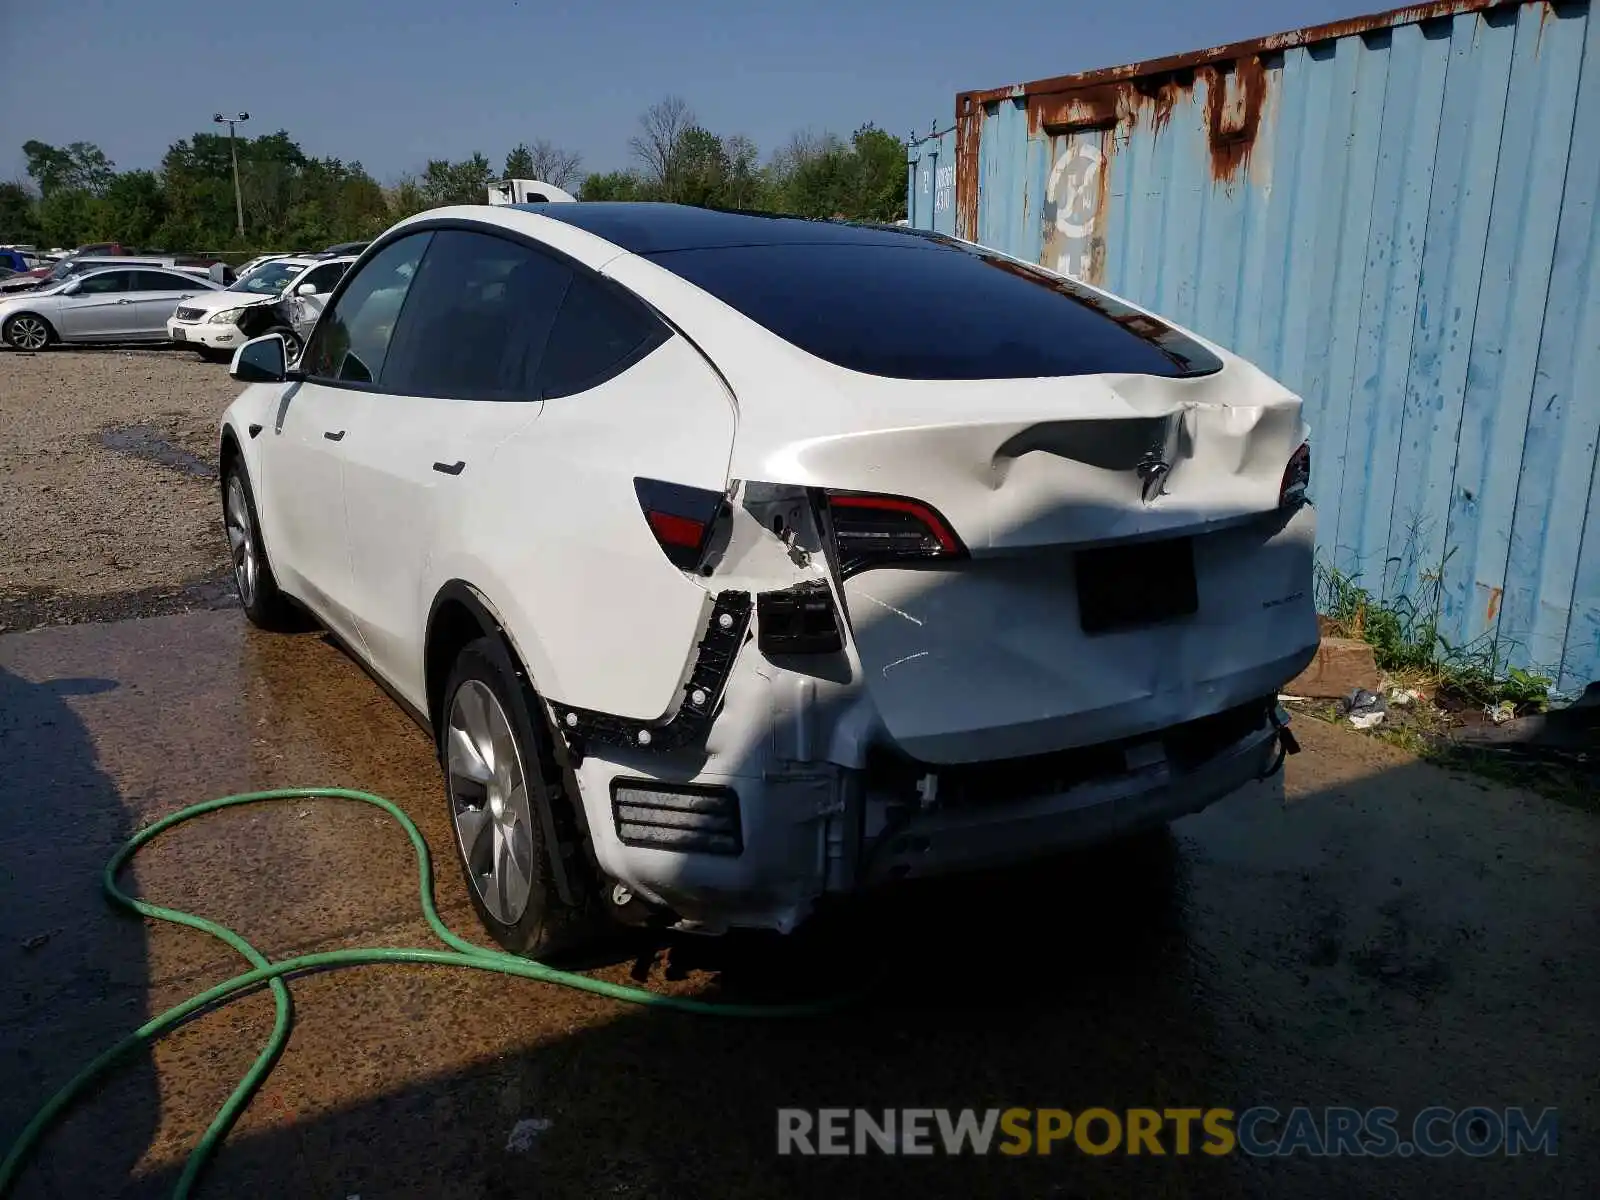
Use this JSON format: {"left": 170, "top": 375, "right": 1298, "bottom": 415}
{"left": 955, "top": 100, "right": 984, "bottom": 239}
{"left": 1535, "top": 0, "right": 1557, "bottom": 55}
{"left": 1028, "top": 83, "right": 1125, "bottom": 136}
{"left": 1202, "top": 56, "right": 1268, "bottom": 183}
{"left": 1023, "top": 53, "right": 1266, "bottom": 190}
{"left": 1026, "top": 76, "right": 1193, "bottom": 140}
{"left": 1143, "top": 74, "right": 1189, "bottom": 135}
{"left": 956, "top": 0, "right": 1506, "bottom": 112}
{"left": 1486, "top": 585, "right": 1504, "bottom": 623}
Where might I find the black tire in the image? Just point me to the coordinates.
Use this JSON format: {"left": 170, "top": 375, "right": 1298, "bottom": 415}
{"left": 439, "top": 636, "right": 595, "bottom": 958}
{"left": 221, "top": 460, "right": 300, "bottom": 631}
{"left": 2, "top": 313, "right": 53, "bottom": 351}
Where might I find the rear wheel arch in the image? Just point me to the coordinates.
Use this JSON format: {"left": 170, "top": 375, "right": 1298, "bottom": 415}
{"left": 219, "top": 426, "right": 244, "bottom": 484}
{"left": 425, "top": 584, "right": 498, "bottom": 736}
{"left": 424, "top": 582, "right": 553, "bottom": 740}
{"left": 424, "top": 580, "right": 590, "bottom": 911}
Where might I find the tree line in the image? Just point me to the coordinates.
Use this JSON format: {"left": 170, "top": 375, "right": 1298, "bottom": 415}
{"left": 0, "top": 97, "right": 909, "bottom": 255}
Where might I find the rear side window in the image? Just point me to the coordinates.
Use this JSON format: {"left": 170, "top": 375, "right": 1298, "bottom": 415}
{"left": 647, "top": 240, "right": 1224, "bottom": 380}
{"left": 380, "top": 229, "right": 572, "bottom": 401}
{"left": 537, "top": 271, "right": 667, "bottom": 399}
{"left": 133, "top": 271, "right": 199, "bottom": 292}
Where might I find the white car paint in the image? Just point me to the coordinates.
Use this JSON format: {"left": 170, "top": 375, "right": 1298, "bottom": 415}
{"left": 220, "top": 204, "right": 1318, "bottom": 937}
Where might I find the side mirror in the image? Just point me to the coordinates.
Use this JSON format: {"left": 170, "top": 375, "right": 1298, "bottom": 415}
{"left": 231, "top": 333, "right": 289, "bottom": 384}
{"left": 60, "top": 279, "right": 82, "bottom": 295}
{"left": 296, "top": 281, "right": 317, "bottom": 297}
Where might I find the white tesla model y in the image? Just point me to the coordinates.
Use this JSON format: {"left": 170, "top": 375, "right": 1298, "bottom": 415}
{"left": 218, "top": 203, "right": 1318, "bottom": 955}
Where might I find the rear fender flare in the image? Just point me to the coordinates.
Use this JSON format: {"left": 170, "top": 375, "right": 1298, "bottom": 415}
{"left": 424, "top": 579, "right": 578, "bottom": 906}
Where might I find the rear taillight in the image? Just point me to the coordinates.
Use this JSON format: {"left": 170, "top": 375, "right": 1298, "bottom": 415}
{"left": 635, "top": 477, "right": 724, "bottom": 570}
{"left": 1280, "top": 442, "right": 1310, "bottom": 509}
{"left": 823, "top": 490, "right": 967, "bottom": 578}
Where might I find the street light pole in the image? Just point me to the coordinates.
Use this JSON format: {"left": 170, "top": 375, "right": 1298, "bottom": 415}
{"left": 213, "top": 112, "right": 250, "bottom": 241}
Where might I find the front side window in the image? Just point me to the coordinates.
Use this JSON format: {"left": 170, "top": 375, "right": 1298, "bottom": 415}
{"left": 74, "top": 271, "right": 130, "bottom": 295}
{"left": 379, "top": 229, "right": 571, "bottom": 401}
{"left": 303, "top": 234, "right": 431, "bottom": 384}
{"left": 295, "top": 262, "right": 349, "bottom": 295}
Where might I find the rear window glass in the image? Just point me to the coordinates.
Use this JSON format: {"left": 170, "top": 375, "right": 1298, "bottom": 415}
{"left": 647, "top": 241, "right": 1223, "bottom": 380}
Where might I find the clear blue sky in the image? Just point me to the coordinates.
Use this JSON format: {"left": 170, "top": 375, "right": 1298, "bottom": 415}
{"left": 1, "top": 0, "right": 1364, "bottom": 183}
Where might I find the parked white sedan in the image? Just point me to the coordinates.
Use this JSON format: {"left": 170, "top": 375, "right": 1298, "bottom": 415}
{"left": 0, "top": 266, "right": 221, "bottom": 349}
{"left": 218, "top": 203, "right": 1317, "bottom": 956}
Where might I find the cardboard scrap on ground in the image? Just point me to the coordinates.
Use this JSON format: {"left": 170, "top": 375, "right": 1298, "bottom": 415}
{"left": 1284, "top": 637, "right": 1381, "bottom": 700}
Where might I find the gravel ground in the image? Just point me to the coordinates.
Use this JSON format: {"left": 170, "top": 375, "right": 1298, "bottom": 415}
{"left": 0, "top": 347, "right": 239, "bottom": 632}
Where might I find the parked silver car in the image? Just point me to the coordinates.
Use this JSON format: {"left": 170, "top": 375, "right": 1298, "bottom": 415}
{"left": 0, "top": 254, "right": 222, "bottom": 296}
{"left": 0, "top": 267, "right": 223, "bottom": 350}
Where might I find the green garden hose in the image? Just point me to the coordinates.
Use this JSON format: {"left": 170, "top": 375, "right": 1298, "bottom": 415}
{"left": 0, "top": 788, "right": 849, "bottom": 1198}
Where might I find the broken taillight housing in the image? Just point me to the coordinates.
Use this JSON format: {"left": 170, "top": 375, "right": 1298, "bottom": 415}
{"left": 635, "top": 476, "right": 724, "bottom": 571}
{"left": 1279, "top": 442, "right": 1311, "bottom": 509}
{"left": 757, "top": 580, "right": 843, "bottom": 654}
{"left": 823, "top": 490, "right": 967, "bottom": 578}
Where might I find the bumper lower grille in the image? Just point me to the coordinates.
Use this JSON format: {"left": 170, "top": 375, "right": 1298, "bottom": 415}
{"left": 611, "top": 781, "right": 743, "bottom": 855}
{"left": 866, "top": 698, "right": 1275, "bottom": 807}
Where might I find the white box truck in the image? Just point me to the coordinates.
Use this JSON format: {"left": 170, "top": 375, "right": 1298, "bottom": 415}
{"left": 486, "top": 178, "right": 578, "bottom": 205}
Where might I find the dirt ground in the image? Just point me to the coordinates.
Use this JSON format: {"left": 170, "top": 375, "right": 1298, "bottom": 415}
{"left": 0, "top": 350, "right": 1595, "bottom": 1196}
{"left": 0, "top": 347, "right": 237, "bottom": 632}
{"left": 1, "top": 610, "right": 1595, "bottom": 1197}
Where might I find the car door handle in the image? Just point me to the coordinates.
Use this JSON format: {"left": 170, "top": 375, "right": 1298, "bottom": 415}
{"left": 324, "top": 430, "right": 345, "bottom": 442}
{"left": 432, "top": 461, "right": 465, "bottom": 476}
{"left": 116, "top": 298, "right": 134, "bottom": 305}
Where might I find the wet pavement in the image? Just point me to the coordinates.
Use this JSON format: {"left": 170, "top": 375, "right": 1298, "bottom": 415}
{"left": 98, "top": 426, "right": 216, "bottom": 482}
{"left": 0, "top": 609, "right": 1596, "bottom": 1198}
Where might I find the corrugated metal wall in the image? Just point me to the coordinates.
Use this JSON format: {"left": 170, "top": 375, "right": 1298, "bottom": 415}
{"left": 909, "top": 0, "right": 1599, "bottom": 692}
{"left": 907, "top": 127, "right": 959, "bottom": 236}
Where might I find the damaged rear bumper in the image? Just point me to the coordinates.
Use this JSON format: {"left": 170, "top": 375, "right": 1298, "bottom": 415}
{"left": 569, "top": 696, "right": 1289, "bottom": 935}
{"left": 857, "top": 713, "right": 1283, "bottom": 886}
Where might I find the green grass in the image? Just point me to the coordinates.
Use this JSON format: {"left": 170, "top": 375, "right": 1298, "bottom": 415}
{"left": 1303, "top": 562, "right": 1600, "bottom": 809}
{"left": 1314, "top": 560, "right": 1552, "bottom": 713}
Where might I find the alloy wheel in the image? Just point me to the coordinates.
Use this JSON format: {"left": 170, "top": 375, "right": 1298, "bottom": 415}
{"left": 8, "top": 317, "right": 47, "bottom": 350}
{"left": 224, "top": 474, "right": 257, "bottom": 607}
{"left": 446, "top": 679, "right": 537, "bottom": 924}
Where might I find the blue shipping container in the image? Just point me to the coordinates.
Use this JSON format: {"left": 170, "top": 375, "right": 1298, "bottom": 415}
{"left": 909, "top": 0, "right": 1599, "bottom": 693}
